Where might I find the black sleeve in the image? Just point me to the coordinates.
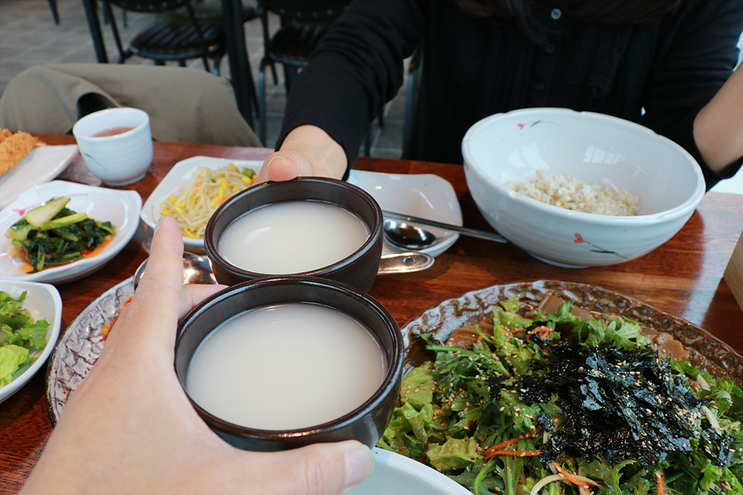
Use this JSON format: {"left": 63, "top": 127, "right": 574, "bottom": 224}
{"left": 639, "top": 0, "right": 743, "bottom": 190}
{"left": 275, "top": 0, "right": 425, "bottom": 174}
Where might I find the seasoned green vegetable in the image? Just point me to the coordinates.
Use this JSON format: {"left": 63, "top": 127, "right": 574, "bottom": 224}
{"left": 379, "top": 299, "right": 743, "bottom": 494}
{"left": 0, "top": 291, "right": 49, "bottom": 387}
{"left": 5, "top": 197, "right": 115, "bottom": 272}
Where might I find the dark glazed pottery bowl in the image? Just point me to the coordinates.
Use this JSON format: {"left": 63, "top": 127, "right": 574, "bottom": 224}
{"left": 204, "top": 177, "right": 383, "bottom": 293}
{"left": 174, "top": 276, "right": 403, "bottom": 451}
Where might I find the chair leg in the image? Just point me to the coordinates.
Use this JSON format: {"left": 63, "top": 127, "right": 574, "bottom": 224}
{"left": 211, "top": 56, "right": 223, "bottom": 77}
{"left": 47, "top": 0, "right": 60, "bottom": 24}
{"left": 258, "top": 58, "right": 268, "bottom": 146}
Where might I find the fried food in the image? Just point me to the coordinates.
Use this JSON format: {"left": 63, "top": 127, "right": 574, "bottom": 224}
{"left": 0, "top": 129, "right": 38, "bottom": 178}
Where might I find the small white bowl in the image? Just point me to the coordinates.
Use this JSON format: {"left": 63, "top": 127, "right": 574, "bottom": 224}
{"left": 462, "top": 108, "right": 705, "bottom": 268}
{"left": 0, "top": 181, "right": 142, "bottom": 283}
{"left": 349, "top": 448, "right": 471, "bottom": 494}
{"left": 0, "top": 280, "right": 62, "bottom": 404}
{"left": 348, "top": 170, "right": 463, "bottom": 258}
{"left": 141, "top": 156, "right": 264, "bottom": 252}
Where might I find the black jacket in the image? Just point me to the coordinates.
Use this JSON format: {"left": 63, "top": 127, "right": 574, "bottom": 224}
{"left": 279, "top": 0, "right": 743, "bottom": 189}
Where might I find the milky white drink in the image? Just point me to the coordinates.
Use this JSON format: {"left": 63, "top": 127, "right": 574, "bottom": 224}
{"left": 217, "top": 201, "right": 370, "bottom": 274}
{"left": 185, "top": 303, "right": 386, "bottom": 430}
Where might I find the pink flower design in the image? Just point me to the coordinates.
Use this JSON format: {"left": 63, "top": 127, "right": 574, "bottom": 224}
{"left": 12, "top": 208, "right": 26, "bottom": 216}
{"left": 517, "top": 123, "right": 525, "bottom": 130}
{"left": 574, "top": 233, "right": 585, "bottom": 244}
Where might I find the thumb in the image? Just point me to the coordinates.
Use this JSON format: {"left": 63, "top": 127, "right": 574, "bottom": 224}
{"left": 231, "top": 440, "right": 375, "bottom": 495}
{"left": 258, "top": 152, "right": 304, "bottom": 182}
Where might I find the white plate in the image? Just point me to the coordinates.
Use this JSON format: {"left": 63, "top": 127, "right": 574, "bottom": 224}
{"left": 0, "top": 144, "right": 79, "bottom": 209}
{"left": 140, "top": 156, "right": 264, "bottom": 251}
{"left": 0, "top": 181, "right": 142, "bottom": 284}
{"left": 348, "top": 170, "right": 463, "bottom": 257}
{"left": 350, "top": 448, "right": 470, "bottom": 494}
{"left": 0, "top": 280, "right": 62, "bottom": 404}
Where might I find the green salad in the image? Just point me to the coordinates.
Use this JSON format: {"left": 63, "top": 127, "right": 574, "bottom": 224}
{"left": 378, "top": 298, "right": 743, "bottom": 494}
{"left": 0, "top": 290, "right": 49, "bottom": 387}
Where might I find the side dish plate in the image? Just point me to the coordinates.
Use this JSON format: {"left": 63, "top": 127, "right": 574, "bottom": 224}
{"left": 349, "top": 170, "right": 463, "bottom": 258}
{"left": 0, "top": 280, "right": 62, "bottom": 404}
{"left": 140, "top": 156, "right": 264, "bottom": 251}
{"left": 0, "top": 181, "right": 142, "bottom": 284}
{"left": 0, "top": 144, "right": 79, "bottom": 209}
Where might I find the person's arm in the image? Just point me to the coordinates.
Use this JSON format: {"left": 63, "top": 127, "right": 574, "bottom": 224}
{"left": 694, "top": 63, "right": 743, "bottom": 176}
{"left": 20, "top": 216, "right": 374, "bottom": 495}
{"left": 638, "top": 0, "right": 743, "bottom": 190}
{"left": 258, "top": 0, "right": 424, "bottom": 182}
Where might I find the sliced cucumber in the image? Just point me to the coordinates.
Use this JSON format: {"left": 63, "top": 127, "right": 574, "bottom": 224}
{"left": 5, "top": 220, "right": 35, "bottom": 241}
{"left": 25, "top": 197, "right": 71, "bottom": 227}
{"left": 39, "top": 213, "right": 88, "bottom": 231}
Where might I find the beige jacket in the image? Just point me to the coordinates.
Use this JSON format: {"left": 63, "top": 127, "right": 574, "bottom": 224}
{"left": 0, "top": 63, "right": 261, "bottom": 147}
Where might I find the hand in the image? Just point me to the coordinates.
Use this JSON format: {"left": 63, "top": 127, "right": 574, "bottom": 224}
{"left": 21, "top": 216, "right": 374, "bottom": 495}
{"left": 256, "top": 125, "right": 348, "bottom": 183}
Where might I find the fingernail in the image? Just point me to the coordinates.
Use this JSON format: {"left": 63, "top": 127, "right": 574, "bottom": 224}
{"left": 266, "top": 154, "right": 287, "bottom": 168}
{"left": 341, "top": 444, "right": 375, "bottom": 494}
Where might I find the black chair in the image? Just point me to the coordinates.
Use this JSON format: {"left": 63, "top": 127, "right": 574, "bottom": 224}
{"left": 256, "top": 0, "right": 351, "bottom": 145}
{"left": 101, "top": 0, "right": 230, "bottom": 75}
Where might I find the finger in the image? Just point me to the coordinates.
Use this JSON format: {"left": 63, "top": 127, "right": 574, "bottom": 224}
{"left": 222, "top": 441, "right": 375, "bottom": 495}
{"left": 113, "top": 216, "right": 185, "bottom": 353}
{"left": 179, "top": 284, "right": 227, "bottom": 319}
{"left": 257, "top": 152, "right": 302, "bottom": 183}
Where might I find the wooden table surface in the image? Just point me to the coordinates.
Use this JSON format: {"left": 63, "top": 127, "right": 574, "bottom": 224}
{"left": 1, "top": 134, "right": 742, "bottom": 492}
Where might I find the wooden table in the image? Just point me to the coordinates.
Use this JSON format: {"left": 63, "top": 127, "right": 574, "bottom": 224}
{"left": 2, "top": 134, "right": 742, "bottom": 492}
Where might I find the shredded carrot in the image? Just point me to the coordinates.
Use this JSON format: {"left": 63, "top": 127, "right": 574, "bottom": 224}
{"left": 486, "top": 428, "right": 542, "bottom": 453}
{"left": 549, "top": 462, "right": 601, "bottom": 487}
{"left": 484, "top": 450, "right": 542, "bottom": 459}
{"left": 527, "top": 325, "right": 553, "bottom": 341}
{"left": 656, "top": 471, "right": 665, "bottom": 495}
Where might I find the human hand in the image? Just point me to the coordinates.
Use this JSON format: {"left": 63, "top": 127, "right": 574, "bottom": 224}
{"left": 21, "top": 216, "right": 374, "bottom": 495}
{"left": 257, "top": 125, "right": 348, "bottom": 183}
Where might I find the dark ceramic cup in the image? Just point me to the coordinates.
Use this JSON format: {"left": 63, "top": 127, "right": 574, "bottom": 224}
{"left": 204, "top": 177, "right": 383, "bottom": 293}
{"left": 174, "top": 276, "right": 403, "bottom": 451}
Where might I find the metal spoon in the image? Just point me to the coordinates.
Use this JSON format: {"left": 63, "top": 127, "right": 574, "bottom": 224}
{"left": 133, "top": 251, "right": 432, "bottom": 290}
{"left": 383, "top": 210, "right": 507, "bottom": 249}
{"left": 133, "top": 251, "right": 217, "bottom": 291}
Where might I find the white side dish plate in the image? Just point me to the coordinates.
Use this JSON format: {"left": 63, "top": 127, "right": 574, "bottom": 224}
{"left": 0, "top": 144, "right": 79, "bottom": 209}
{"left": 0, "top": 180, "right": 142, "bottom": 284}
{"left": 348, "top": 170, "right": 463, "bottom": 258}
{"left": 0, "top": 280, "right": 62, "bottom": 404}
{"left": 140, "top": 156, "right": 264, "bottom": 251}
{"left": 350, "top": 448, "right": 471, "bottom": 494}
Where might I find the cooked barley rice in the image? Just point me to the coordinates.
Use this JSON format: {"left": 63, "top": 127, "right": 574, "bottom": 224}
{"left": 506, "top": 170, "right": 640, "bottom": 216}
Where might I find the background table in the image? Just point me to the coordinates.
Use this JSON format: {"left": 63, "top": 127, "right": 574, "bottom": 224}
{"left": 1, "top": 134, "right": 742, "bottom": 492}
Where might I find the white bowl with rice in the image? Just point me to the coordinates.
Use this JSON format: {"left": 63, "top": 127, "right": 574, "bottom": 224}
{"left": 461, "top": 108, "right": 705, "bottom": 268}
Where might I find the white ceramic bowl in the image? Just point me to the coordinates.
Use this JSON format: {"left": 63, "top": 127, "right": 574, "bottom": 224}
{"left": 462, "top": 108, "right": 705, "bottom": 268}
{"left": 349, "top": 448, "right": 471, "bottom": 494}
{"left": 0, "top": 181, "right": 142, "bottom": 283}
{"left": 0, "top": 280, "right": 62, "bottom": 404}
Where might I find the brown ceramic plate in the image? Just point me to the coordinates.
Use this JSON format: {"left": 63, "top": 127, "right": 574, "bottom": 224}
{"left": 401, "top": 280, "right": 743, "bottom": 385}
{"left": 45, "top": 276, "right": 134, "bottom": 425}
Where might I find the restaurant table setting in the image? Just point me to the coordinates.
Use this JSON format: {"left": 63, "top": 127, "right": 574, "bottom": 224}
{"left": 1, "top": 126, "right": 743, "bottom": 493}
